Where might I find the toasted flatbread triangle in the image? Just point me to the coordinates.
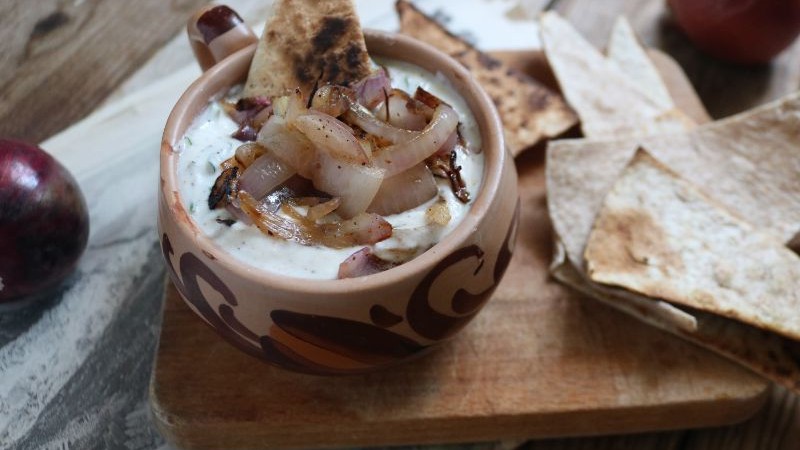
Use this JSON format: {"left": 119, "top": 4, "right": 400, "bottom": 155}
{"left": 547, "top": 91, "right": 800, "bottom": 275}
{"left": 244, "top": 0, "right": 372, "bottom": 98}
{"left": 396, "top": 0, "right": 577, "bottom": 156}
{"left": 607, "top": 17, "right": 674, "bottom": 109}
{"left": 540, "top": 12, "right": 693, "bottom": 139}
{"left": 585, "top": 150, "right": 800, "bottom": 341}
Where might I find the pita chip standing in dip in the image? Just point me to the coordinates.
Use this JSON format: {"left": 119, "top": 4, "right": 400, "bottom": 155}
{"left": 176, "top": 0, "right": 485, "bottom": 280}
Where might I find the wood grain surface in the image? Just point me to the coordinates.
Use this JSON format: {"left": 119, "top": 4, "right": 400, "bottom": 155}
{"left": 0, "top": 0, "right": 208, "bottom": 142}
{"left": 2, "top": 0, "right": 800, "bottom": 449}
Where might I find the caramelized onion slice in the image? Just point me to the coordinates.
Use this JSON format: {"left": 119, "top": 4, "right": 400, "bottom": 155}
{"left": 374, "top": 89, "right": 431, "bottom": 131}
{"left": 239, "top": 192, "right": 319, "bottom": 245}
{"left": 375, "top": 105, "right": 459, "bottom": 177}
{"left": 282, "top": 205, "right": 392, "bottom": 245}
{"left": 414, "top": 87, "right": 448, "bottom": 109}
{"left": 344, "top": 103, "right": 419, "bottom": 145}
{"left": 238, "top": 152, "right": 296, "bottom": 200}
{"left": 293, "top": 112, "right": 368, "bottom": 164}
{"left": 312, "top": 151, "right": 385, "bottom": 218}
{"left": 239, "top": 192, "right": 391, "bottom": 249}
{"left": 257, "top": 115, "right": 317, "bottom": 179}
{"left": 368, "top": 163, "right": 437, "bottom": 216}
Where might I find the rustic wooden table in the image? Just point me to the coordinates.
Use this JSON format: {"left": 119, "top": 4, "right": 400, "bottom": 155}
{"left": 1, "top": 0, "right": 799, "bottom": 449}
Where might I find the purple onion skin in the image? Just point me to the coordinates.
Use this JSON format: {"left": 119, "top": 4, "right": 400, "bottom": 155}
{"left": 0, "top": 139, "right": 89, "bottom": 304}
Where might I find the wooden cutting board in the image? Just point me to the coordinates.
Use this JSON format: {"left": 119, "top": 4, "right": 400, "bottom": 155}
{"left": 149, "top": 50, "right": 769, "bottom": 450}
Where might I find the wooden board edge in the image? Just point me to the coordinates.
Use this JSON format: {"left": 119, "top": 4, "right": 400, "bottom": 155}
{"left": 151, "top": 379, "right": 769, "bottom": 449}
{"left": 149, "top": 281, "right": 771, "bottom": 449}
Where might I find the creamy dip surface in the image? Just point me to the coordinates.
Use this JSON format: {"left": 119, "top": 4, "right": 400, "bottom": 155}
{"left": 176, "top": 59, "right": 484, "bottom": 279}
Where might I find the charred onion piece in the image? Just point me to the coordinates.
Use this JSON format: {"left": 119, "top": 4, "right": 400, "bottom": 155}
{"left": 414, "top": 87, "right": 450, "bottom": 110}
{"left": 368, "top": 163, "right": 437, "bottom": 216}
{"left": 448, "top": 149, "right": 470, "bottom": 203}
{"left": 208, "top": 166, "right": 239, "bottom": 210}
{"left": 428, "top": 149, "right": 470, "bottom": 203}
{"left": 337, "top": 247, "right": 398, "bottom": 279}
{"left": 216, "top": 217, "right": 236, "bottom": 227}
{"left": 375, "top": 105, "right": 459, "bottom": 177}
{"left": 239, "top": 192, "right": 391, "bottom": 248}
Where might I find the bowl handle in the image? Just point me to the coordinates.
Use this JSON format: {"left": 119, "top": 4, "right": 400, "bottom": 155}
{"left": 187, "top": 5, "right": 258, "bottom": 72}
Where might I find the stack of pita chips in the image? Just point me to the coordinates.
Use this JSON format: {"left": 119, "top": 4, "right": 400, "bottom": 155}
{"left": 396, "top": 0, "right": 577, "bottom": 156}
{"left": 541, "top": 12, "right": 800, "bottom": 392}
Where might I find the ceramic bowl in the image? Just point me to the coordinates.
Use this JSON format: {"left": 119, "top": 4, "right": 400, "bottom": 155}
{"left": 158, "top": 5, "right": 519, "bottom": 374}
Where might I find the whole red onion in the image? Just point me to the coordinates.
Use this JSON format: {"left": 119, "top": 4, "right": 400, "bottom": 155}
{"left": 668, "top": 0, "right": 800, "bottom": 64}
{"left": 0, "top": 139, "right": 89, "bottom": 304}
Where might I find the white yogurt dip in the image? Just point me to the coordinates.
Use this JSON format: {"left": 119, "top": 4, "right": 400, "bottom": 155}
{"left": 176, "top": 59, "right": 484, "bottom": 279}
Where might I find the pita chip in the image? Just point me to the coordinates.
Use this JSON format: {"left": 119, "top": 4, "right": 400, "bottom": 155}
{"left": 585, "top": 150, "right": 800, "bottom": 342}
{"left": 607, "top": 17, "right": 674, "bottom": 110}
{"left": 539, "top": 12, "right": 694, "bottom": 139}
{"left": 244, "top": 0, "right": 372, "bottom": 98}
{"left": 547, "top": 93, "right": 800, "bottom": 391}
{"left": 396, "top": 0, "right": 577, "bottom": 156}
{"left": 547, "top": 91, "right": 800, "bottom": 268}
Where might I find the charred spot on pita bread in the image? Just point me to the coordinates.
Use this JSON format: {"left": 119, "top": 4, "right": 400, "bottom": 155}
{"left": 313, "top": 16, "right": 349, "bottom": 51}
{"left": 396, "top": 0, "right": 576, "bottom": 156}
{"left": 244, "top": 0, "right": 372, "bottom": 98}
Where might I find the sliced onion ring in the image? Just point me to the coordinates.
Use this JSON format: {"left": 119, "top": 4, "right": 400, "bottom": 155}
{"left": 238, "top": 152, "right": 296, "bottom": 200}
{"left": 344, "top": 103, "right": 419, "bottom": 145}
{"left": 312, "top": 151, "right": 385, "bottom": 218}
{"left": 293, "top": 112, "right": 368, "bottom": 164}
{"left": 374, "top": 105, "right": 459, "bottom": 177}
{"left": 257, "top": 115, "right": 317, "bottom": 179}
{"left": 374, "top": 89, "right": 430, "bottom": 131}
{"left": 368, "top": 163, "right": 437, "bottom": 216}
